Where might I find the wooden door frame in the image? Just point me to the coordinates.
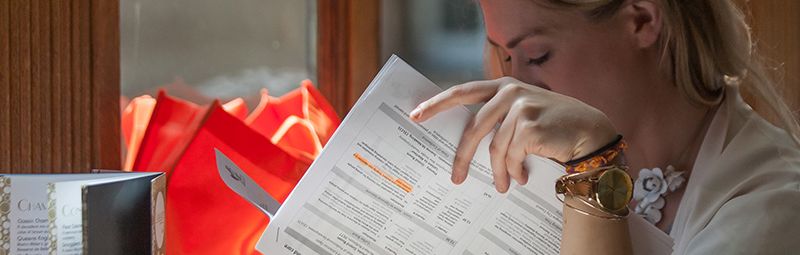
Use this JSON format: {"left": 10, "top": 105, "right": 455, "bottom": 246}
{"left": 316, "top": 0, "right": 381, "bottom": 118}
{"left": 0, "top": 0, "right": 120, "bottom": 173}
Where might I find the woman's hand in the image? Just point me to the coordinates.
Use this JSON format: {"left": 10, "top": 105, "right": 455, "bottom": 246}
{"left": 410, "top": 77, "right": 617, "bottom": 193}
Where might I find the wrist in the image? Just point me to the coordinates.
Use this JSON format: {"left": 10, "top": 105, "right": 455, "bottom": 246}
{"left": 557, "top": 166, "right": 633, "bottom": 219}
{"left": 563, "top": 195, "right": 618, "bottom": 218}
{"left": 564, "top": 135, "right": 627, "bottom": 174}
{"left": 575, "top": 117, "right": 618, "bottom": 159}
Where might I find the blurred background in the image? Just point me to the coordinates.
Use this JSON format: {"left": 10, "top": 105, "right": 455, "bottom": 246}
{"left": 120, "top": 0, "right": 316, "bottom": 104}
{"left": 120, "top": 0, "right": 486, "bottom": 107}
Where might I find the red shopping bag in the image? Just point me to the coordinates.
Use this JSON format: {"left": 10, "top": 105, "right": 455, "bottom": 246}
{"left": 130, "top": 92, "right": 250, "bottom": 172}
{"left": 223, "top": 97, "right": 249, "bottom": 121}
{"left": 132, "top": 91, "right": 208, "bottom": 173}
{"left": 129, "top": 83, "right": 340, "bottom": 254}
{"left": 121, "top": 95, "right": 157, "bottom": 170}
{"left": 246, "top": 80, "right": 340, "bottom": 165}
{"left": 165, "top": 102, "right": 307, "bottom": 255}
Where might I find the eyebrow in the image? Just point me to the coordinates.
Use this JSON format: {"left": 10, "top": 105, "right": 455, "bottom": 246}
{"left": 487, "top": 26, "right": 548, "bottom": 49}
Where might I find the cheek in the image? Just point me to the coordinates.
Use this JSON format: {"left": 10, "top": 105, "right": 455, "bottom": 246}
{"left": 541, "top": 51, "right": 604, "bottom": 94}
{"left": 541, "top": 24, "right": 636, "bottom": 98}
{"left": 539, "top": 50, "right": 628, "bottom": 111}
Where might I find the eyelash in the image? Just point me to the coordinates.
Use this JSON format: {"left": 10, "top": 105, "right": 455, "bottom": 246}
{"left": 504, "top": 52, "right": 550, "bottom": 66}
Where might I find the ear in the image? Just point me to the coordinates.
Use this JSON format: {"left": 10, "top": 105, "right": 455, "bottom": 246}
{"left": 626, "top": 0, "right": 662, "bottom": 48}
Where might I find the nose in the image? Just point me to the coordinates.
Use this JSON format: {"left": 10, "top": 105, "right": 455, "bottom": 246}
{"left": 508, "top": 60, "right": 551, "bottom": 90}
{"left": 509, "top": 60, "right": 532, "bottom": 84}
{"left": 509, "top": 58, "right": 534, "bottom": 82}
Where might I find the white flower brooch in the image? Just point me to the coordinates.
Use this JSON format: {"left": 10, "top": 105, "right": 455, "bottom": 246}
{"left": 632, "top": 165, "right": 685, "bottom": 224}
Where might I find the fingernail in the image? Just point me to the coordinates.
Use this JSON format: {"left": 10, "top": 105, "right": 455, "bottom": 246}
{"left": 457, "top": 173, "right": 467, "bottom": 184}
{"left": 497, "top": 186, "right": 508, "bottom": 194}
{"left": 410, "top": 107, "right": 422, "bottom": 119}
{"left": 451, "top": 171, "right": 465, "bottom": 184}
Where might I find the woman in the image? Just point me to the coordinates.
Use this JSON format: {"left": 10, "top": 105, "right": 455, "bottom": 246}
{"left": 410, "top": 0, "right": 800, "bottom": 254}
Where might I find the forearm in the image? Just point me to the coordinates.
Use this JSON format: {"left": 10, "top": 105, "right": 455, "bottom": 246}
{"left": 560, "top": 196, "right": 632, "bottom": 255}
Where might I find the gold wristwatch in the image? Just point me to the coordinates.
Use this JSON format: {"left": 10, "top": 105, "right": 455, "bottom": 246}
{"left": 555, "top": 166, "right": 633, "bottom": 217}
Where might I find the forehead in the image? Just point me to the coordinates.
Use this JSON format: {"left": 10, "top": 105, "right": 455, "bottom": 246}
{"left": 479, "top": 0, "right": 584, "bottom": 45}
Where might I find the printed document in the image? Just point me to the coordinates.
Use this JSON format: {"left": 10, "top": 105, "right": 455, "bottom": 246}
{"left": 252, "top": 55, "right": 673, "bottom": 255}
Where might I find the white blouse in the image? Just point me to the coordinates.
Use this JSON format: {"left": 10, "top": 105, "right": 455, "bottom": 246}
{"left": 670, "top": 87, "right": 800, "bottom": 254}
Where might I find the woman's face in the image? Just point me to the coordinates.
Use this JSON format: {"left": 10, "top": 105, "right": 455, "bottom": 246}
{"left": 480, "top": 0, "right": 659, "bottom": 124}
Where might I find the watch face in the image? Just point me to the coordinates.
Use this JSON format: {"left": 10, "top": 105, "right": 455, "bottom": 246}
{"left": 595, "top": 168, "right": 633, "bottom": 212}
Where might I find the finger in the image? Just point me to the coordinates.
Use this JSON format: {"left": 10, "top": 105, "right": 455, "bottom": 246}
{"left": 507, "top": 120, "right": 532, "bottom": 187}
{"left": 410, "top": 80, "right": 500, "bottom": 122}
{"left": 489, "top": 103, "right": 520, "bottom": 190}
{"left": 492, "top": 150, "right": 512, "bottom": 193}
{"left": 451, "top": 117, "right": 479, "bottom": 185}
{"left": 451, "top": 87, "right": 519, "bottom": 185}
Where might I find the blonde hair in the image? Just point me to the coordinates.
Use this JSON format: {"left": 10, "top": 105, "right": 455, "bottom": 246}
{"left": 485, "top": 0, "right": 800, "bottom": 142}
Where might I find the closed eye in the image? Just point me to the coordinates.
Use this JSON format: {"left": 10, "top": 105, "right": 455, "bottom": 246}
{"left": 527, "top": 52, "right": 550, "bottom": 66}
